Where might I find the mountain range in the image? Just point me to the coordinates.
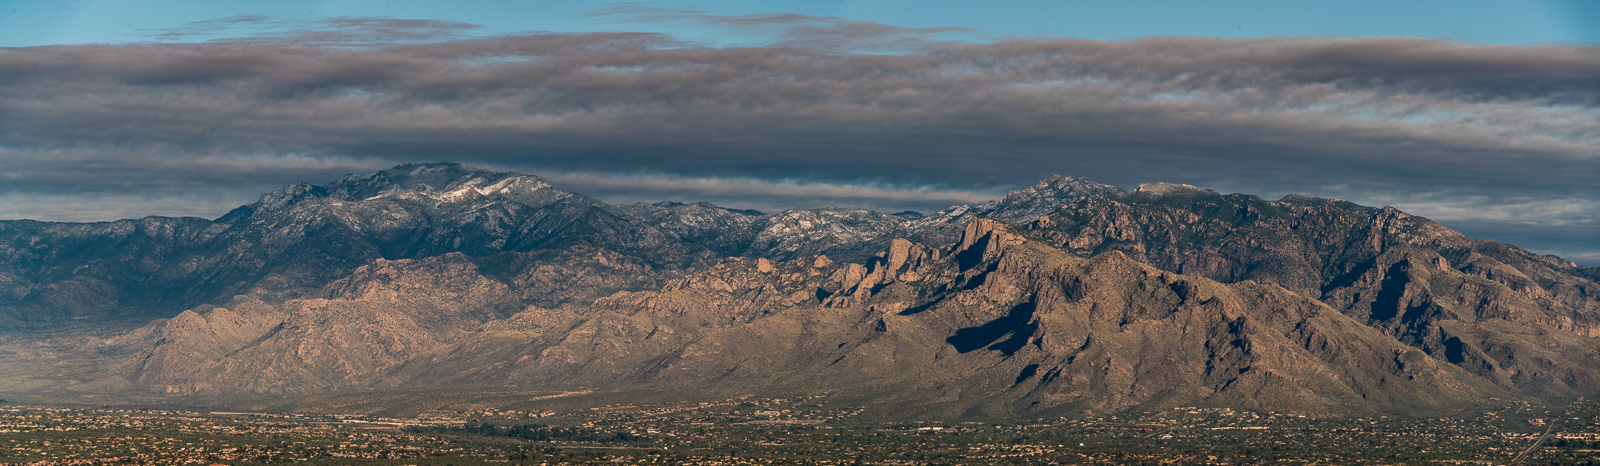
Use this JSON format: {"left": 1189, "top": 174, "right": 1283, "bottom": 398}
{"left": 1, "top": 162, "right": 1595, "bottom": 418}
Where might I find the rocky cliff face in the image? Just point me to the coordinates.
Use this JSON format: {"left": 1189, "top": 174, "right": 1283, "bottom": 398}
{"left": 112, "top": 254, "right": 519, "bottom": 394}
{"left": 1027, "top": 183, "right": 1600, "bottom": 396}
{"left": 110, "top": 218, "right": 1503, "bottom": 415}
{"left": 2, "top": 162, "right": 1596, "bottom": 417}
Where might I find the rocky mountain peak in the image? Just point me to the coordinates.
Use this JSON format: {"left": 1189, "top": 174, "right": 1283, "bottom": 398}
{"left": 648, "top": 201, "right": 765, "bottom": 216}
{"left": 901, "top": 174, "right": 1127, "bottom": 247}
{"left": 1133, "top": 182, "right": 1215, "bottom": 197}
{"left": 978, "top": 174, "right": 1127, "bottom": 222}
{"left": 256, "top": 182, "right": 327, "bottom": 211}
{"left": 322, "top": 162, "right": 573, "bottom": 207}
{"left": 218, "top": 182, "right": 331, "bottom": 222}
{"left": 954, "top": 217, "right": 1025, "bottom": 264}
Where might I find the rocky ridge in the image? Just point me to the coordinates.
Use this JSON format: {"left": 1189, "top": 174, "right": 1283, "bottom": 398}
{"left": 102, "top": 219, "right": 1502, "bottom": 416}
{"left": 1, "top": 163, "right": 1596, "bottom": 418}
{"left": 1026, "top": 182, "right": 1600, "bottom": 396}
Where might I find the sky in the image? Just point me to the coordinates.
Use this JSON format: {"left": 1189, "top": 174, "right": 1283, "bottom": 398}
{"left": 0, "top": 1, "right": 1597, "bottom": 264}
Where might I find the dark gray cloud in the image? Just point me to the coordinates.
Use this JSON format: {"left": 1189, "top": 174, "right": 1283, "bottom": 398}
{"left": 0, "top": 13, "right": 1595, "bottom": 262}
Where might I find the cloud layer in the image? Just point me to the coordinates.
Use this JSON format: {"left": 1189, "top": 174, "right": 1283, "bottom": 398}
{"left": 1, "top": 12, "right": 1596, "bottom": 261}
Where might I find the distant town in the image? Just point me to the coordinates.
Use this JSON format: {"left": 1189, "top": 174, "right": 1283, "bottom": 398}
{"left": 2, "top": 396, "right": 1597, "bottom": 464}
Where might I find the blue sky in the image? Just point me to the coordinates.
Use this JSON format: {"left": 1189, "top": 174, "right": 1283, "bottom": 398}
{"left": 3, "top": 0, "right": 1596, "bottom": 47}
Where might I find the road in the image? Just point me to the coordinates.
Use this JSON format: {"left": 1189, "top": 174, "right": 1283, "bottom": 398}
{"left": 1508, "top": 403, "right": 1573, "bottom": 465}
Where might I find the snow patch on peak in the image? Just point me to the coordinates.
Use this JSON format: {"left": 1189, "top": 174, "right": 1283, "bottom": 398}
{"left": 434, "top": 176, "right": 556, "bottom": 202}
{"left": 977, "top": 174, "right": 1126, "bottom": 222}
{"left": 403, "top": 162, "right": 466, "bottom": 174}
{"left": 1135, "top": 182, "right": 1215, "bottom": 196}
{"left": 321, "top": 163, "right": 576, "bottom": 208}
{"left": 1034, "top": 174, "right": 1079, "bottom": 188}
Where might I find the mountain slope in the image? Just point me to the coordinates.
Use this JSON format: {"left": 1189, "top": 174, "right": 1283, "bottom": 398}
{"left": 1, "top": 162, "right": 1595, "bottom": 418}
{"left": 114, "top": 219, "right": 1501, "bottom": 416}
{"left": 1027, "top": 182, "right": 1600, "bottom": 395}
{"left": 0, "top": 163, "right": 712, "bottom": 328}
